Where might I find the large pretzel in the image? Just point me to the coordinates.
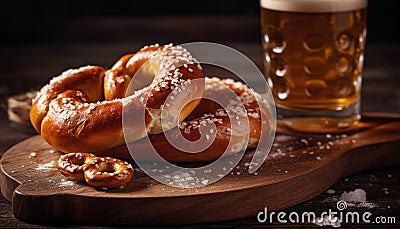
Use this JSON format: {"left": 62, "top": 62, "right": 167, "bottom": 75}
{"left": 30, "top": 44, "right": 205, "bottom": 154}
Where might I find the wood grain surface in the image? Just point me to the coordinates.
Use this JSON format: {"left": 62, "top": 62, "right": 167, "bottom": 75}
{"left": 1, "top": 113, "right": 399, "bottom": 226}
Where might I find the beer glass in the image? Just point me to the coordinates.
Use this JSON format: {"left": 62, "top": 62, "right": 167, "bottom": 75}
{"left": 260, "top": 0, "right": 367, "bottom": 132}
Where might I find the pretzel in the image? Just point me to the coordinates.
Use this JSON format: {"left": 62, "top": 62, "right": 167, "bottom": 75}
{"left": 101, "top": 77, "right": 269, "bottom": 162}
{"left": 56, "top": 152, "right": 95, "bottom": 181}
{"left": 84, "top": 157, "right": 134, "bottom": 189}
{"left": 30, "top": 44, "right": 205, "bottom": 155}
{"left": 31, "top": 44, "right": 269, "bottom": 164}
{"left": 56, "top": 153, "right": 133, "bottom": 189}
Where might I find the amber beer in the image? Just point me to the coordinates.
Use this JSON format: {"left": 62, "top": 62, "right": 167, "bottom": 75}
{"left": 260, "top": 0, "right": 367, "bottom": 132}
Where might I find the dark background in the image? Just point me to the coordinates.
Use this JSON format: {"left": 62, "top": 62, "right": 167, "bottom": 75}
{"left": 0, "top": 0, "right": 398, "bottom": 45}
{"left": 0, "top": 1, "right": 399, "bottom": 227}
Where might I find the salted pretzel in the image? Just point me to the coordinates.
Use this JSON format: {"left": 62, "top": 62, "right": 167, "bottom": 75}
{"left": 56, "top": 153, "right": 133, "bottom": 188}
{"left": 84, "top": 156, "right": 134, "bottom": 189}
{"left": 101, "top": 77, "right": 269, "bottom": 162}
{"left": 30, "top": 44, "right": 205, "bottom": 155}
{"left": 56, "top": 152, "right": 95, "bottom": 181}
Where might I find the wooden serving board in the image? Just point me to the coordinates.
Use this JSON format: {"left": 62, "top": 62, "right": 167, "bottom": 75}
{"left": 1, "top": 113, "right": 400, "bottom": 226}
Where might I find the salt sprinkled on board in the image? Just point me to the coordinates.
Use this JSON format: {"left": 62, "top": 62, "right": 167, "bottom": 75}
{"left": 59, "top": 178, "right": 76, "bottom": 187}
{"left": 314, "top": 214, "right": 341, "bottom": 228}
{"left": 268, "top": 149, "right": 286, "bottom": 159}
{"left": 340, "top": 188, "right": 366, "bottom": 203}
{"left": 340, "top": 188, "right": 377, "bottom": 208}
{"left": 35, "top": 160, "right": 56, "bottom": 170}
{"left": 358, "top": 202, "right": 377, "bottom": 208}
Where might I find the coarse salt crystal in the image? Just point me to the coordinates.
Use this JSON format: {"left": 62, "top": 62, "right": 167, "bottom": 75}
{"left": 340, "top": 188, "right": 366, "bottom": 203}
{"left": 326, "top": 134, "right": 332, "bottom": 138}
{"left": 300, "top": 139, "right": 308, "bottom": 144}
{"left": 326, "top": 189, "right": 335, "bottom": 194}
{"left": 314, "top": 214, "right": 341, "bottom": 228}
{"left": 203, "top": 169, "right": 212, "bottom": 174}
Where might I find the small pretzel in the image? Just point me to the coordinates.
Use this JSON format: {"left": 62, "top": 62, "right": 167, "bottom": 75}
{"left": 56, "top": 152, "right": 95, "bottom": 181}
{"left": 84, "top": 157, "right": 133, "bottom": 189}
{"left": 56, "top": 153, "right": 133, "bottom": 189}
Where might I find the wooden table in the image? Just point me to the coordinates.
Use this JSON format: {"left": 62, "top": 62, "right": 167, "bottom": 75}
{"left": 1, "top": 38, "right": 399, "bottom": 227}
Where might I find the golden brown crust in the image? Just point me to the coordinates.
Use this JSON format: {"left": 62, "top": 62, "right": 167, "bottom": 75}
{"left": 56, "top": 152, "right": 96, "bottom": 181}
{"left": 30, "top": 66, "right": 106, "bottom": 133}
{"left": 56, "top": 153, "right": 133, "bottom": 188}
{"left": 31, "top": 44, "right": 267, "bottom": 164}
{"left": 84, "top": 157, "right": 133, "bottom": 188}
{"left": 103, "top": 78, "right": 267, "bottom": 163}
{"left": 30, "top": 44, "right": 205, "bottom": 156}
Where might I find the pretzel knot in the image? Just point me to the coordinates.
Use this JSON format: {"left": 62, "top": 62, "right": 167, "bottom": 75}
{"left": 30, "top": 44, "right": 205, "bottom": 155}
{"left": 31, "top": 44, "right": 270, "bottom": 163}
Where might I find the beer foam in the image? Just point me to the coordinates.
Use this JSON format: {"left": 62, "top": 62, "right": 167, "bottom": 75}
{"left": 260, "top": 0, "right": 367, "bottom": 13}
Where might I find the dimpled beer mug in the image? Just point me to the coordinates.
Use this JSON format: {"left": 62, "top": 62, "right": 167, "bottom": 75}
{"left": 260, "top": 0, "right": 367, "bottom": 132}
